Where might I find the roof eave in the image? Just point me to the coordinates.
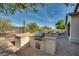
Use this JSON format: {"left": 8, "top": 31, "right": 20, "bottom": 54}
{"left": 74, "top": 4, "right": 79, "bottom": 12}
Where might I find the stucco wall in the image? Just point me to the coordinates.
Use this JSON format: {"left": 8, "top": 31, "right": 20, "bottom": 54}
{"left": 66, "top": 16, "right": 71, "bottom": 36}
{"left": 70, "top": 15, "right": 79, "bottom": 42}
{"left": 40, "top": 41, "right": 45, "bottom": 51}
{"left": 15, "top": 38, "right": 21, "bottom": 48}
{"left": 44, "top": 39, "right": 56, "bottom": 55}
{"left": 15, "top": 36, "right": 30, "bottom": 48}
{"left": 15, "top": 35, "right": 56, "bottom": 55}
{"left": 30, "top": 36, "right": 56, "bottom": 55}
{"left": 21, "top": 37, "right": 30, "bottom": 47}
{"left": 30, "top": 37, "right": 45, "bottom": 51}
{"left": 43, "top": 36, "right": 56, "bottom": 55}
{"left": 76, "top": 6, "right": 79, "bottom": 12}
{"left": 30, "top": 37, "right": 36, "bottom": 48}
{"left": 67, "top": 15, "right": 71, "bottom": 24}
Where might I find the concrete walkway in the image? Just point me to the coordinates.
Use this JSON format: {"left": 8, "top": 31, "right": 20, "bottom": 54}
{"left": 55, "top": 35, "right": 79, "bottom": 56}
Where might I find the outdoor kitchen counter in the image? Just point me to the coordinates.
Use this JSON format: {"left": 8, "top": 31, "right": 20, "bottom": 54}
{"left": 42, "top": 34, "right": 57, "bottom": 55}
{"left": 14, "top": 33, "right": 31, "bottom": 48}
{"left": 30, "top": 34, "right": 57, "bottom": 55}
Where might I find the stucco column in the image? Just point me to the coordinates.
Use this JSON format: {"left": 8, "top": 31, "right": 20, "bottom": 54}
{"left": 30, "top": 36, "right": 36, "bottom": 48}
{"left": 42, "top": 36, "right": 56, "bottom": 55}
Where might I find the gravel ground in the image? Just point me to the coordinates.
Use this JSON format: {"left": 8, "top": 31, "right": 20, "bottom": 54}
{"left": 0, "top": 38, "right": 18, "bottom": 56}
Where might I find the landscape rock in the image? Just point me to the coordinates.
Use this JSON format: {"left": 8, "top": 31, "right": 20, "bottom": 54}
{"left": 0, "top": 39, "right": 19, "bottom": 55}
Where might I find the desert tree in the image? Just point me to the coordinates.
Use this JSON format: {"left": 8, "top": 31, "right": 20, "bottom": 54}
{"left": 0, "top": 18, "right": 11, "bottom": 32}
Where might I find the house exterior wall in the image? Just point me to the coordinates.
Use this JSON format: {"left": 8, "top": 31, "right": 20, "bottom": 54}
{"left": 69, "top": 15, "right": 79, "bottom": 43}
{"left": 66, "top": 15, "right": 71, "bottom": 36}
{"left": 76, "top": 6, "right": 79, "bottom": 12}
{"left": 67, "top": 15, "right": 71, "bottom": 24}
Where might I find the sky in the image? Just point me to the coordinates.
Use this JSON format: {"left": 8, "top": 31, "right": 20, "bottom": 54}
{"left": 0, "top": 3, "right": 75, "bottom": 29}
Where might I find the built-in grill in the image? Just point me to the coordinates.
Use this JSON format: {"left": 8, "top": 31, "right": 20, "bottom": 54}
{"left": 34, "top": 32, "right": 44, "bottom": 41}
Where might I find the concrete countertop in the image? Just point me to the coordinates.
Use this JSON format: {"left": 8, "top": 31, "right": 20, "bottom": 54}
{"left": 14, "top": 33, "right": 34, "bottom": 38}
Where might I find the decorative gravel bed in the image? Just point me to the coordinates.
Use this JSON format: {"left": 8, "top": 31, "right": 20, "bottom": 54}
{"left": 0, "top": 38, "right": 18, "bottom": 56}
